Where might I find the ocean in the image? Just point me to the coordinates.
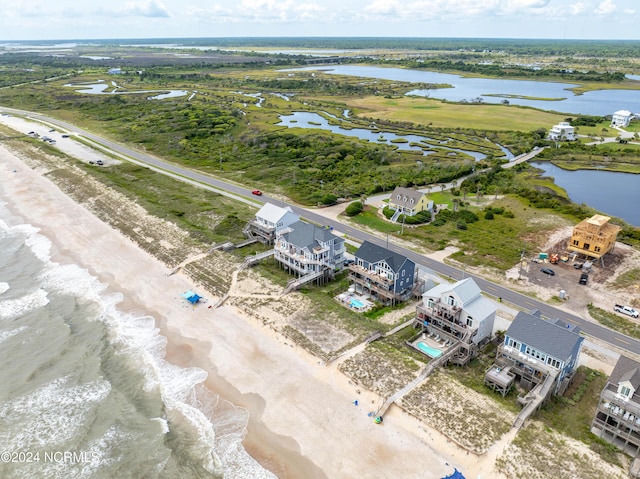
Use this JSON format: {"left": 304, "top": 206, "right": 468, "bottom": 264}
{"left": 0, "top": 205, "right": 275, "bottom": 479}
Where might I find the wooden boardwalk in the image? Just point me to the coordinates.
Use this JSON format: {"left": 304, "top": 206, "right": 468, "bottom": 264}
{"left": 512, "top": 369, "right": 559, "bottom": 429}
{"left": 374, "top": 343, "right": 462, "bottom": 418}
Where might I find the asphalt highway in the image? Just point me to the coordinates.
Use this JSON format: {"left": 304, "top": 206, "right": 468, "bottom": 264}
{"left": 5, "top": 107, "right": 640, "bottom": 357}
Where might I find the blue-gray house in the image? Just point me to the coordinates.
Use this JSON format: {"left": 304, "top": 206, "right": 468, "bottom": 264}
{"left": 495, "top": 309, "right": 583, "bottom": 396}
{"left": 348, "top": 240, "right": 416, "bottom": 305}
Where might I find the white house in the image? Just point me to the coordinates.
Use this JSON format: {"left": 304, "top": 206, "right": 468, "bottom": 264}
{"left": 415, "top": 277, "right": 496, "bottom": 365}
{"left": 244, "top": 202, "right": 299, "bottom": 244}
{"left": 548, "top": 122, "right": 576, "bottom": 141}
{"left": 611, "top": 110, "right": 634, "bottom": 128}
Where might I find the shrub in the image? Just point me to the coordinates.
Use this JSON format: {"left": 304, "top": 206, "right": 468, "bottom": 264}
{"left": 345, "top": 201, "right": 364, "bottom": 216}
{"left": 458, "top": 210, "right": 479, "bottom": 223}
{"left": 484, "top": 210, "right": 494, "bottom": 220}
{"left": 399, "top": 210, "right": 430, "bottom": 225}
{"left": 383, "top": 206, "right": 395, "bottom": 219}
{"left": 319, "top": 193, "right": 338, "bottom": 205}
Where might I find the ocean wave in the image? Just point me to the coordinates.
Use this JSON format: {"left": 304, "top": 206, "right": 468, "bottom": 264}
{"left": 0, "top": 215, "right": 274, "bottom": 478}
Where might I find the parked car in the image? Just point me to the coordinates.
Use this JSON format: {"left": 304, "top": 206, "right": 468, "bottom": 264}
{"left": 573, "top": 263, "right": 583, "bottom": 269}
{"left": 540, "top": 268, "right": 555, "bottom": 276}
{"left": 579, "top": 273, "right": 588, "bottom": 285}
{"left": 614, "top": 304, "right": 639, "bottom": 318}
{"left": 251, "top": 190, "right": 263, "bottom": 196}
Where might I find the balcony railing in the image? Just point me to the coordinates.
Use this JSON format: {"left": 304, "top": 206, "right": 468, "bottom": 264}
{"left": 349, "top": 274, "right": 396, "bottom": 299}
{"left": 417, "top": 304, "right": 465, "bottom": 331}
{"left": 348, "top": 264, "right": 393, "bottom": 285}
{"left": 497, "top": 343, "right": 557, "bottom": 376}
{"left": 599, "top": 388, "right": 640, "bottom": 420}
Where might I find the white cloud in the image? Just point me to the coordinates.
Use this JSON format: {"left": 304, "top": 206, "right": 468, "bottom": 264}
{"left": 594, "top": 0, "right": 616, "bottom": 15}
{"left": 118, "top": 0, "right": 171, "bottom": 17}
{"left": 569, "top": 2, "right": 587, "bottom": 15}
{"left": 364, "top": 0, "right": 401, "bottom": 15}
{"left": 506, "top": 0, "right": 550, "bottom": 8}
{"left": 191, "top": 0, "right": 326, "bottom": 23}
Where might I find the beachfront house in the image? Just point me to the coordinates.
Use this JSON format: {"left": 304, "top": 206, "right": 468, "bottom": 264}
{"left": 388, "top": 187, "right": 433, "bottom": 222}
{"left": 244, "top": 202, "right": 299, "bottom": 244}
{"left": 348, "top": 241, "right": 416, "bottom": 305}
{"left": 611, "top": 110, "right": 634, "bottom": 128}
{"left": 488, "top": 310, "right": 583, "bottom": 403}
{"left": 592, "top": 355, "right": 640, "bottom": 458}
{"left": 274, "top": 220, "right": 345, "bottom": 286}
{"left": 567, "top": 214, "right": 621, "bottom": 261}
{"left": 548, "top": 121, "right": 576, "bottom": 141}
{"left": 414, "top": 277, "right": 496, "bottom": 365}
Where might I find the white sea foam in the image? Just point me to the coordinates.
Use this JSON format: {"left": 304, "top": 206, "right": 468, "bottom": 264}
{"left": 21, "top": 224, "right": 51, "bottom": 262}
{"left": 0, "top": 282, "right": 9, "bottom": 295}
{"left": 151, "top": 417, "right": 170, "bottom": 434}
{"left": 42, "top": 263, "right": 108, "bottom": 300}
{"left": 0, "top": 325, "right": 27, "bottom": 344}
{"left": 0, "top": 376, "right": 112, "bottom": 450}
{"left": 0, "top": 288, "right": 49, "bottom": 320}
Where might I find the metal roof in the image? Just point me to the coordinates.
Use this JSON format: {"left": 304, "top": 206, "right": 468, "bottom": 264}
{"left": 256, "top": 202, "right": 296, "bottom": 223}
{"left": 354, "top": 240, "right": 411, "bottom": 273}
{"left": 507, "top": 311, "right": 583, "bottom": 361}
{"left": 282, "top": 220, "right": 343, "bottom": 250}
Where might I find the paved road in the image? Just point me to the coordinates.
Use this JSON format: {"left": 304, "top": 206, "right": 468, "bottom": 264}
{"left": 4, "top": 106, "right": 640, "bottom": 357}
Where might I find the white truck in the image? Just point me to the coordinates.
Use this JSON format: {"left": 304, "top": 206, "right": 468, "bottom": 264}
{"left": 614, "top": 304, "right": 639, "bottom": 318}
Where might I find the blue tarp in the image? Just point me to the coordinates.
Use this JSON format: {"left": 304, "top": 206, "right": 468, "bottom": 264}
{"left": 442, "top": 469, "right": 466, "bottom": 479}
{"left": 181, "top": 290, "right": 202, "bottom": 304}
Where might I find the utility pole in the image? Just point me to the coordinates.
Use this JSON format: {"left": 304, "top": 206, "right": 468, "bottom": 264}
{"left": 518, "top": 249, "right": 525, "bottom": 280}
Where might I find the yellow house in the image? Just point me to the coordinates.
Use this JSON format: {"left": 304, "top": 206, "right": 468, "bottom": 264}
{"left": 388, "top": 187, "right": 433, "bottom": 217}
{"left": 567, "top": 214, "right": 621, "bottom": 260}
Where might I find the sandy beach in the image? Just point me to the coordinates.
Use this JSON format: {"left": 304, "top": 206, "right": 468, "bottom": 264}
{"left": 0, "top": 140, "right": 462, "bottom": 476}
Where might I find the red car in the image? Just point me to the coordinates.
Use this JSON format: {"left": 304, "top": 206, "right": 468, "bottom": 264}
{"left": 252, "top": 189, "right": 263, "bottom": 196}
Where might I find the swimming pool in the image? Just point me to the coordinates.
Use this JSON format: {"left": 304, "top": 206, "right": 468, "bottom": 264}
{"left": 350, "top": 298, "right": 365, "bottom": 309}
{"left": 416, "top": 341, "right": 443, "bottom": 358}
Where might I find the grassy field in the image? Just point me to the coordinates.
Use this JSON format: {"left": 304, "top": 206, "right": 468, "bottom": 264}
{"left": 347, "top": 194, "right": 572, "bottom": 270}
{"left": 312, "top": 94, "right": 569, "bottom": 132}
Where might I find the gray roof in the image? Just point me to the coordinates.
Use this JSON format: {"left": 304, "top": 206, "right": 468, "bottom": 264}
{"left": 422, "top": 278, "right": 481, "bottom": 305}
{"left": 451, "top": 277, "right": 481, "bottom": 304}
{"left": 389, "top": 186, "right": 425, "bottom": 206}
{"left": 283, "top": 221, "right": 343, "bottom": 250}
{"left": 507, "top": 311, "right": 583, "bottom": 361}
{"left": 610, "top": 355, "right": 640, "bottom": 390}
{"left": 354, "top": 240, "right": 411, "bottom": 273}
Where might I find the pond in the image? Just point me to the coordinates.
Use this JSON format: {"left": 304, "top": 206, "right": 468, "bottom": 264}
{"left": 277, "top": 111, "right": 514, "bottom": 161}
{"left": 531, "top": 161, "right": 640, "bottom": 226}
{"left": 283, "top": 66, "right": 640, "bottom": 116}
{"left": 64, "top": 81, "right": 189, "bottom": 100}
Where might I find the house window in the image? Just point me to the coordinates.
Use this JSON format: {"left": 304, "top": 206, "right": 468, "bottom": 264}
{"left": 466, "top": 316, "right": 473, "bottom": 327}
{"left": 573, "top": 240, "right": 579, "bottom": 246}
{"left": 397, "top": 195, "right": 401, "bottom": 200}
{"left": 447, "top": 295, "right": 455, "bottom": 306}
{"left": 595, "top": 246, "right": 601, "bottom": 253}
{"left": 402, "top": 270, "right": 405, "bottom": 277}
{"left": 409, "top": 198, "right": 414, "bottom": 204}
{"left": 427, "top": 299, "right": 434, "bottom": 308}
{"left": 621, "top": 385, "right": 631, "bottom": 397}
{"left": 584, "top": 243, "right": 590, "bottom": 251}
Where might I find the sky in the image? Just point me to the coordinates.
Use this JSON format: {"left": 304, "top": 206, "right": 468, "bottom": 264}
{"left": 0, "top": 0, "right": 638, "bottom": 42}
